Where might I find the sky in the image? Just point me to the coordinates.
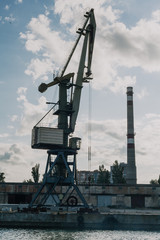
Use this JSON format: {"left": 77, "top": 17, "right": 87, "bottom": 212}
{"left": 1, "top": 0, "right": 160, "bottom": 183}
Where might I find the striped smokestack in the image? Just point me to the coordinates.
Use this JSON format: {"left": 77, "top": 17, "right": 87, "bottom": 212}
{"left": 126, "top": 87, "right": 137, "bottom": 184}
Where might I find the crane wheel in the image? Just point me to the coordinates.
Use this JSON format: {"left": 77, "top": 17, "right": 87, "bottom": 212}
{"left": 67, "top": 196, "right": 78, "bottom": 206}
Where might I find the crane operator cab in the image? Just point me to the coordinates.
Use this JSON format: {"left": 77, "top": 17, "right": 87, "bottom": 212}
{"left": 69, "top": 137, "right": 81, "bottom": 150}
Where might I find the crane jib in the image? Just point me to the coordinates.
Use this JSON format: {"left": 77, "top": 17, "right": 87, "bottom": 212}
{"left": 33, "top": 9, "right": 96, "bottom": 149}
{"left": 70, "top": 11, "right": 96, "bottom": 132}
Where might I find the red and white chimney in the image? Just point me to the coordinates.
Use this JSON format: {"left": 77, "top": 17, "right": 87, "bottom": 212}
{"left": 126, "top": 87, "right": 137, "bottom": 184}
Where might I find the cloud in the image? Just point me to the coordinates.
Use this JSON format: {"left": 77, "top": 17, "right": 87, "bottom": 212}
{"left": 8, "top": 126, "right": 14, "bottom": 130}
{"left": 136, "top": 88, "right": 149, "bottom": 99}
{"left": 135, "top": 114, "right": 160, "bottom": 180}
{"left": 16, "top": 1, "right": 160, "bottom": 184}
{"left": 17, "top": 87, "right": 27, "bottom": 95}
{"left": 3, "top": 110, "right": 160, "bottom": 182}
{"left": 25, "top": 58, "right": 53, "bottom": 80}
{"left": 54, "top": 0, "right": 121, "bottom": 26}
{"left": 0, "top": 133, "right": 9, "bottom": 138}
{"left": 15, "top": 0, "right": 23, "bottom": 4}
{"left": 0, "top": 85, "right": 59, "bottom": 181}
{"left": 4, "top": 15, "right": 15, "bottom": 23}
{"left": 21, "top": 1, "right": 160, "bottom": 95}
{"left": 20, "top": 4, "right": 123, "bottom": 92}
{"left": 0, "top": 152, "right": 11, "bottom": 161}
{"left": 15, "top": 87, "right": 58, "bottom": 136}
{"left": 11, "top": 115, "right": 18, "bottom": 122}
{"left": 105, "top": 14, "right": 160, "bottom": 72}
{"left": 73, "top": 110, "right": 160, "bottom": 183}
{"left": 5, "top": 5, "right": 10, "bottom": 10}
{"left": 57, "top": 2, "right": 160, "bottom": 80}
{"left": 53, "top": 1, "right": 160, "bottom": 76}
{"left": 109, "top": 75, "right": 136, "bottom": 94}
{"left": 74, "top": 118, "right": 126, "bottom": 171}
{"left": 0, "top": 144, "right": 22, "bottom": 164}
{"left": 44, "top": 5, "right": 50, "bottom": 16}
{"left": 20, "top": 13, "right": 74, "bottom": 81}
{"left": 21, "top": 14, "right": 72, "bottom": 62}
{"left": 151, "top": 9, "right": 160, "bottom": 22}
{"left": 0, "top": 142, "right": 46, "bottom": 181}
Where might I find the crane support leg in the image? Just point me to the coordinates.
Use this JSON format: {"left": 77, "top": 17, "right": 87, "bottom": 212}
{"left": 29, "top": 149, "right": 89, "bottom": 208}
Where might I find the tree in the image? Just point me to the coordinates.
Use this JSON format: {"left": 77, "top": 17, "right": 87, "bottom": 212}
{"left": 150, "top": 175, "right": 160, "bottom": 185}
{"left": 97, "top": 164, "right": 110, "bottom": 184}
{"left": 112, "top": 160, "right": 126, "bottom": 184}
{"left": 0, "top": 172, "right": 5, "bottom": 182}
{"left": 88, "top": 175, "right": 94, "bottom": 184}
{"left": 23, "top": 179, "right": 33, "bottom": 183}
{"left": 158, "top": 175, "right": 160, "bottom": 184}
{"left": 31, "top": 164, "right": 40, "bottom": 183}
{"left": 150, "top": 179, "right": 158, "bottom": 185}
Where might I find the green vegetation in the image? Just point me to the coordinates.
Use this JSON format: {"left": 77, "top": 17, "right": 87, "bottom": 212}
{"left": 97, "top": 161, "right": 126, "bottom": 184}
{"left": 0, "top": 172, "right": 5, "bottom": 182}
{"left": 88, "top": 175, "right": 95, "bottom": 183}
{"left": 23, "top": 164, "right": 40, "bottom": 183}
{"left": 23, "top": 179, "right": 33, "bottom": 183}
{"left": 31, "top": 164, "right": 40, "bottom": 183}
{"left": 97, "top": 164, "right": 110, "bottom": 184}
{"left": 112, "top": 160, "right": 126, "bottom": 184}
{"left": 150, "top": 175, "right": 160, "bottom": 185}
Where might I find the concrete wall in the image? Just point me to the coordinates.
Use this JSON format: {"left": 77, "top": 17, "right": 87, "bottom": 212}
{"left": 0, "top": 193, "right": 8, "bottom": 204}
{"left": 0, "top": 183, "right": 160, "bottom": 208}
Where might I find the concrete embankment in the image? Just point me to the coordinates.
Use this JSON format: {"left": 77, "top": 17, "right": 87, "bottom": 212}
{"left": 0, "top": 209, "right": 160, "bottom": 230}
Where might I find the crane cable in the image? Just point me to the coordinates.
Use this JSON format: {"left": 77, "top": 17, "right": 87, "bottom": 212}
{"left": 88, "top": 81, "right": 92, "bottom": 171}
{"left": 34, "top": 77, "right": 59, "bottom": 127}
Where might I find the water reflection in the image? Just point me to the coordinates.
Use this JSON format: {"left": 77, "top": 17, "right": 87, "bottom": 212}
{"left": 1, "top": 229, "right": 160, "bottom": 240}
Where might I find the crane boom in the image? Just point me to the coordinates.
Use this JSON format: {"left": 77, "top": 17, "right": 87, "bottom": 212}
{"left": 60, "top": 11, "right": 93, "bottom": 78}
{"left": 36, "top": 8, "right": 96, "bottom": 137}
{"left": 70, "top": 9, "right": 96, "bottom": 132}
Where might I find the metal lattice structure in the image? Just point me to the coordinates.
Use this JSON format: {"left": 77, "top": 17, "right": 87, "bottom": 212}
{"left": 29, "top": 9, "right": 96, "bottom": 208}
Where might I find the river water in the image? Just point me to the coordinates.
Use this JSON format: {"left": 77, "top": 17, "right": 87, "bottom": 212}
{"left": 1, "top": 229, "right": 160, "bottom": 240}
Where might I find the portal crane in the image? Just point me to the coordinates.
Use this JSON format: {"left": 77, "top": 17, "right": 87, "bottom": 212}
{"left": 29, "top": 9, "right": 96, "bottom": 208}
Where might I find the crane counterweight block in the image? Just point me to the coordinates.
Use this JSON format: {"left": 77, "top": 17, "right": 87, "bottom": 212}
{"left": 38, "top": 83, "right": 48, "bottom": 93}
{"left": 38, "top": 73, "right": 75, "bottom": 93}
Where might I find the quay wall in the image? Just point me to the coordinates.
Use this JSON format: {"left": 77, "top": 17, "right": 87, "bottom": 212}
{"left": 0, "top": 183, "right": 160, "bottom": 209}
{"left": 0, "top": 211, "right": 160, "bottom": 230}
